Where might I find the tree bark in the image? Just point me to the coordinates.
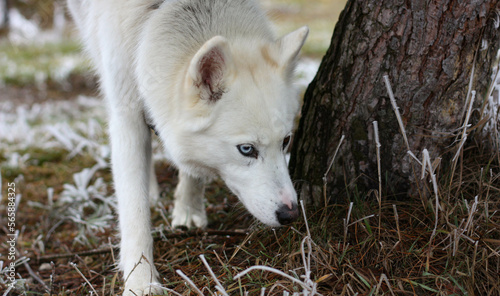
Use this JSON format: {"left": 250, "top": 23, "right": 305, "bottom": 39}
{"left": 0, "top": 0, "right": 9, "bottom": 36}
{"left": 290, "top": 0, "right": 500, "bottom": 203}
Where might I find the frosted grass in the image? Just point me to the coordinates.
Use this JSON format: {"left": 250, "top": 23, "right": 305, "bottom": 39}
{"left": 0, "top": 96, "right": 107, "bottom": 154}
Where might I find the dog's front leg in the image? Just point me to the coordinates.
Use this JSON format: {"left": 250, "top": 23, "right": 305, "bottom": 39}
{"left": 109, "top": 109, "right": 162, "bottom": 296}
{"left": 172, "top": 171, "right": 207, "bottom": 228}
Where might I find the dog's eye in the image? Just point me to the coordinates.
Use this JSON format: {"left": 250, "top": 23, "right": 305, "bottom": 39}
{"left": 237, "top": 144, "right": 258, "bottom": 158}
{"left": 282, "top": 135, "right": 291, "bottom": 151}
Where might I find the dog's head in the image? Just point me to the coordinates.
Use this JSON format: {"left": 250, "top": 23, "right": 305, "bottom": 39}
{"left": 178, "top": 27, "right": 308, "bottom": 227}
{"left": 158, "top": 27, "right": 308, "bottom": 227}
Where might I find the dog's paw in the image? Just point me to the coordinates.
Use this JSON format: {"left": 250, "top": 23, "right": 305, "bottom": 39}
{"left": 123, "top": 275, "right": 164, "bottom": 296}
{"left": 171, "top": 204, "right": 207, "bottom": 228}
{"left": 123, "top": 283, "right": 164, "bottom": 296}
{"left": 122, "top": 260, "right": 164, "bottom": 296}
{"left": 123, "top": 282, "right": 164, "bottom": 296}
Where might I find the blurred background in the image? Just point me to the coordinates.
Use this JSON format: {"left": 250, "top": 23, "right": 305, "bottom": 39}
{"left": 0, "top": 0, "right": 349, "bottom": 176}
{"left": 0, "top": 0, "right": 348, "bottom": 187}
{"left": 0, "top": 0, "right": 346, "bottom": 101}
{"left": 0, "top": 0, "right": 345, "bottom": 173}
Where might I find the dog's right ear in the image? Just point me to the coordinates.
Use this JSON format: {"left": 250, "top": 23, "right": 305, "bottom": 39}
{"left": 266, "top": 26, "right": 309, "bottom": 81}
{"left": 188, "top": 36, "right": 232, "bottom": 103}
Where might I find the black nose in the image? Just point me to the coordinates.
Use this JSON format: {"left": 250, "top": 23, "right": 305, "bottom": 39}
{"left": 276, "top": 203, "right": 299, "bottom": 225}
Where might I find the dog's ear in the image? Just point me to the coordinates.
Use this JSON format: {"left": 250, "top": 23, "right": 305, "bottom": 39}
{"left": 188, "top": 36, "right": 231, "bottom": 103}
{"left": 272, "top": 26, "right": 309, "bottom": 79}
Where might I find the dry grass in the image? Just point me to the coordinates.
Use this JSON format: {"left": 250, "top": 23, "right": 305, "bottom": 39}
{"left": 1, "top": 96, "right": 499, "bottom": 295}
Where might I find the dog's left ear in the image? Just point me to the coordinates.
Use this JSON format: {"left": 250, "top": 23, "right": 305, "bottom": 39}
{"left": 273, "top": 26, "right": 309, "bottom": 79}
{"left": 188, "top": 36, "right": 232, "bottom": 103}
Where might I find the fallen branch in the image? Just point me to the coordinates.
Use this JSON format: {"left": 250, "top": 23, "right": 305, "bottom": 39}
{"left": 37, "top": 229, "right": 247, "bottom": 263}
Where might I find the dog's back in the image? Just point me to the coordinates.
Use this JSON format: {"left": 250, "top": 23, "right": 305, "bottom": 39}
{"left": 152, "top": 0, "right": 275, "bottom": 55}
{"left": 68, "top": 0, "right": 274, "bottom": 85}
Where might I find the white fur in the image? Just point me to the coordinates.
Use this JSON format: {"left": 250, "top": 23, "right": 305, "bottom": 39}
{"left": 67, "top": 0, "right": 307, "bottom": 294}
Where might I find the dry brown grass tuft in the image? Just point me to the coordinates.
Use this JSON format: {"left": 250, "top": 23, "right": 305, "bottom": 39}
{"left": 1, "top": 128, "right": 499, "bottom": 295}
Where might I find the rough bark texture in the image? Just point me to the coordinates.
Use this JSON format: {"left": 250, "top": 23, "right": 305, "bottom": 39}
{"left": 290, "top": 0, "right": 500, "bottom": 203}
{"left": 0, "top": 0, "right": 9, "bottom": 36}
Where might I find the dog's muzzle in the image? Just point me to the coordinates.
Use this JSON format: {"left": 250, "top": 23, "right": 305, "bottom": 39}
{"left": 276, "top": 203, "right": 299, "bottom": 225}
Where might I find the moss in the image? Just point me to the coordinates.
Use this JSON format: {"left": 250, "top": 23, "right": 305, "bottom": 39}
{"left": 24, "top": 147, "right": 66, "bottom": 166}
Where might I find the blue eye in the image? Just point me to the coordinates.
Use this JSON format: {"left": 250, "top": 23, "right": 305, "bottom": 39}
{"left": 237, "top": 144, "right": 258, "bottom": 158}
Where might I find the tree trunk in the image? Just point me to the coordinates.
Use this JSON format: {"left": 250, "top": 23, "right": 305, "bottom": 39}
{"left": 290, "top": 0, "right": 500, "bottom": 203}
{"left": 0, "top": 0, "right": 9, "bottom": 36}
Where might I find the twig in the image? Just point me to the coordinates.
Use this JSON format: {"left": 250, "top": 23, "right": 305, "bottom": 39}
{"left": 13, "top": 247, "right": 50, "bottom": 292}
{"left": 422, "top": 149, "right": 440, "bottom": 239}
{"left": 300, "top": 200, "right": 318, "bottom": 293}
{"left": 199, "top": 255, "right": 229, "bottom": 296}
{"left": 323, "top": 134, "right": 345, "bottom": 206}
{"left": 462, "top": 196, "right": 479, "bottom": 236}
{"left": 420, "top": 149, "right": 441, "bottom": 272}
{"left": 452, "top": 91, "right": 476, "bottom": 164}
{"left": 392, "top": 205, "right": 401, "bottom": 242}
{"left": 375, "top": 273, "right": 396, "bottom": 296}
{"left": 23, "top": 258, "right": 50, "bottom": 292}
{"left": 234, "top": 266, "right": 311, "bottom": 291}
{"left": 176, "top": 269, "right": 204, "bottom": 296}
{"left": 485, "top": 169, "right": 493, "bottom": 221}
{"left": 228, "top": 231, "right": 255, "bottom": 263}
{"left": 38, "top": 246, "right": 117, "bottom": 263}
{"left": 160, "top": 229, "right": 247, "bottom": 239}
{"left": 300, "top": 199, "right": 312, "bottom": 239}
{"left": 347, "top": 214, "right": 375, "bottom": 228}
{"left": 449, "top": 90, "right": 476, "bottom": 200}
{"left": 384, "top": 75, "right": 427, "bottom": 204}
{"left": 383, "top": 75, "right": 410, "bottom": 151}
{"left": 108, "top": 237, "right": 116, "bottom": 265}
{"left": 2, "top": 285, "right": 13, "bottom": 296}
{"left": 373, "top": 121, "right": 382, "bottom": 238}
{"left": 70, "top": 262, "right": 99, "bottom": 295}
{"left": 344, "top": 202, "right": 354, "bottom": 246}
{"left": 50, "top": 262, "right": 56, "bottom": 296}
{"left": 102, "top": 275, "right": 106, "bottom": 296}
{"left": 299, "top": 200, "right": 312, "bottom": 287}
{"left": 155, "top": 281, "right": 183, "bottom": 296}
{"left": 260, "top": 287, "right": 266, "bottom": 296}
{"left": 37, "top": 229, "right": 247, "bottom": 263}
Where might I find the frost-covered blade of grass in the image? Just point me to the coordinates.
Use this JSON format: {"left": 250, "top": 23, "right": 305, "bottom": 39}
{"left": 0, "top": 96, "right": 106, "bottom": 154}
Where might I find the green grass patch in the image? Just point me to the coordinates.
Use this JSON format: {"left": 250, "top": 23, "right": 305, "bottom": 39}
{"left": 0, "top": 39, "right": 91, "bottom": 87}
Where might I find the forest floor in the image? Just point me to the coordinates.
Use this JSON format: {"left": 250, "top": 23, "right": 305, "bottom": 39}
{"left": 1, "top": 0, "right": 499, "bottom": 295}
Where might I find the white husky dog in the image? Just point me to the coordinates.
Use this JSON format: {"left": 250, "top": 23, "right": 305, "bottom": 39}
{"left": 67, "top": 0, "right": 308, "bottom": 294}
